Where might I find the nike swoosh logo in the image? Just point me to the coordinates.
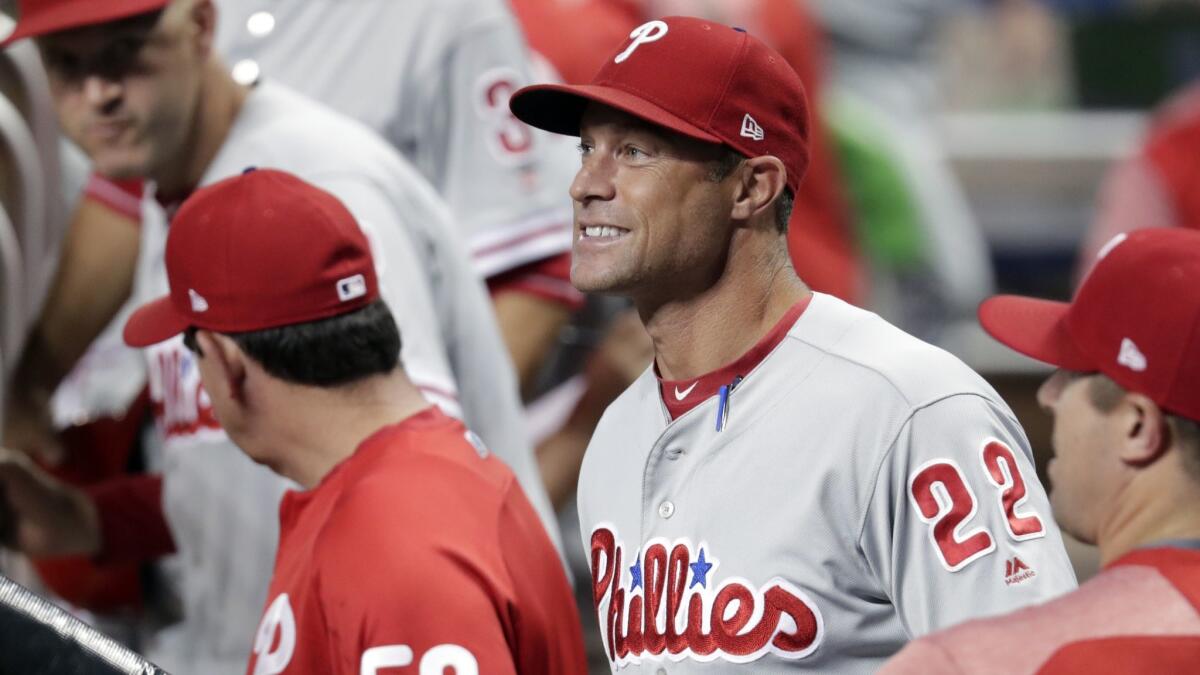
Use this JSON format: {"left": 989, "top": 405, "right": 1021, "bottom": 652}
{"left": 673, "top": 382, "right": 698, "bottom": 401}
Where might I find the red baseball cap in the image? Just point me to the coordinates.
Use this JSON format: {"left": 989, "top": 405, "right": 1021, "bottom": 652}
{"left": 123, "top": 168, "right": 380, "bottom": 347}
{"left": 979, "top": 228, "right": 1200, "bottom": 421}
{"left": 509, "top": 16, "right": 810, "bottom": 194}
{"left": 2, "top": 0, "right": 169, "bottom": 47}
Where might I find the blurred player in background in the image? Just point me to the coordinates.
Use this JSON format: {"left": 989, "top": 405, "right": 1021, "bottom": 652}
{"left": 0, "top": 0, "right": 556, "bottom": 671}
{"left": 121, "top": 169, "right": 586, "bottom": 675}
{"left": 1079, "top": 82, "right": 1200, "bottom": 273}
{"left": 885, "top": 227, "right": 1200, "bottom": 674}
{"left": 1, "top": 0, "right": 577, "bottom": 576}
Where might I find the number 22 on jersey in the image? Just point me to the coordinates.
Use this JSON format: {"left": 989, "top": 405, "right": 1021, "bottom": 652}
{"left": 908, "top": 439, "right": 1046, "bottom": 571}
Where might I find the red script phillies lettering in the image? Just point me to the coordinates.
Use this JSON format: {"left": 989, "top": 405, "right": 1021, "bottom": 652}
{"left": 590, "top": 526, "right": 823, "bottom": 666}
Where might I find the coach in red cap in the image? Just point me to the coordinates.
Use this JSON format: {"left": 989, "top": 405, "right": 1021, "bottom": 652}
{"left": 884, "top": 227, "right": 1200, "bottom": 674}
{"left": 511, "top": 16, "right": 1076, "bottom": 672}
{"left": 122, "top": 168, "right": 587, "bottom": 675}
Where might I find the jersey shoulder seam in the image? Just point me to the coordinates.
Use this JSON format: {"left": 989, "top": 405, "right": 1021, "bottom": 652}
{"left": 852, "top": 391, "right": 1007, "bottom": 558}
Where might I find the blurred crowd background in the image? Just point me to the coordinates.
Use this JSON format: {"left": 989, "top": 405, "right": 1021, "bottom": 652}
{"left": 0, "top": 0, "right": 1197, "bottom": 671}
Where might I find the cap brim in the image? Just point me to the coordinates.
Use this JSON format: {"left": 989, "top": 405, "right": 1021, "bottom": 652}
{"left": 2, "top": 0, "right": 168, "bottom": 47}
{"left": 978, "top": 295, "right": 1094, "bottom": 371}
{"left": 123, "top": 295, "right": 190, "bottom": 348}
{"left": 510, "top": 83, "right": 722, "bottom": 144}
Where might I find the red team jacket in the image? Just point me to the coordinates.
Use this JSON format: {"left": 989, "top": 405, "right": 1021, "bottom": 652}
{"left": 882, "top": 545, "right": 1200, "bottom": 674}
{"left": 244, "top": 407, "right": 586, "bottom": 675}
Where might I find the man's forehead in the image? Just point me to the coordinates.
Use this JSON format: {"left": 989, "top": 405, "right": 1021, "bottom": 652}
{"left": 579, "top": 102, "right": 672, "bottom": 138}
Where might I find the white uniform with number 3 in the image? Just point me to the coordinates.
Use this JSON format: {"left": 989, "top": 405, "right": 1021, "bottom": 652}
{"left": 215, "top": 0, "right": 573, "bottom": 279}
{"left": 578, "top": 293, "right": 1076, "bottom": 673}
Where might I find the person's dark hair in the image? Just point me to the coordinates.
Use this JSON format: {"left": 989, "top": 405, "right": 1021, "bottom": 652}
{"left": 706, "top": 147, "right": 794, "bottom": 234}
{"left": 1087, "top": 375, "right": 1200, "bottom": 479}
{"left": 185, "top": 300, "right": 401, "bottom": 387}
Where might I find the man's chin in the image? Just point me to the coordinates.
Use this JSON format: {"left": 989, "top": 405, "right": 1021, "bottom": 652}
{"left": 570, "top": 269, "right": 633, "bottom": 296}
{"left": 89, "top": 150, "right": 153, "bottom": 181}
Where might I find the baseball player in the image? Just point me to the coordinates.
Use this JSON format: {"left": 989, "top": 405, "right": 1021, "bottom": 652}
{"left": 212, "top": 0, "right": 583, "bottom": 392}
{"left": 882, "top": 227, "right": 1200, "bottom": 674}
{"left": 1079, "top": 83, "right": 1200, "bottom": 275}
{"left": 510, "top": 16, "right": 1077, "bottom": 671}
{"left": 1, "top": 0, "right": 580, "bottom": 478}
{"left": 119, "top": 168, "right": 587, "bottom": 675}
{"left": 1, "top": 0, "right": 557, "bottom": 671}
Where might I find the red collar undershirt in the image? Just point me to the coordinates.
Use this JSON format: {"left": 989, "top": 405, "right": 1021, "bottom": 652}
{"left": 657, "top": 294, "right": 812, "bottom": 420}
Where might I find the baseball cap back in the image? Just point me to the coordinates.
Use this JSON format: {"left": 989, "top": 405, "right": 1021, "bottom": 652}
{"left": 979, "top": 228, "right": 1200, "bottom": 421}
{"left": 509, "top": 16, "right": 810, "bottom": 194}
{"left": 2, "top": 0, "right": 169, "bottom": 46}
{"left": 123, "top": 168, "right": 380, "bottom": 347}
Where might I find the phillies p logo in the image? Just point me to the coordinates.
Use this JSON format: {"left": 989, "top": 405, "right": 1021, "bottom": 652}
{"left": 615, "top": 20, "right": 669, "bottom": 63}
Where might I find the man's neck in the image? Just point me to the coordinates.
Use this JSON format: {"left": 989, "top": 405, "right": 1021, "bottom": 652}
{"left": 1097, "top": 461, "right": 1200, "bottom": 566}
{"left": 261, "top": 372, "right": 431, "bottom": 490}
{"left": 639, "top": 234, "right": 809, "bottom": 381}
{"left": 155, "top": 59, "right": 247, "bottom": 200}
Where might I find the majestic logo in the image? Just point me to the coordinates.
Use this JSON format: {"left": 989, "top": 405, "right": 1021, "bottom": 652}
{"left": 1003, "top": 557, "right": 1035, "bottom": 586}
{"left": 189, "top": 288, "right": 209, "bottom": 313}
{"left": 615, "top": 20, "right": 669, "bottom": 64}
{"left": 336, "top": 273, "right": 367, "bottom": 302}
{"left": 740, "top": 114, "right": 765, "bottom": 141}
{"left": 673, "top": 382, "right": 698, "bottom": 401}
{"left": 1118, "top": 338, "right": 1147, "bottom": 372}
{"left": 590, "top": 526, "right": 823, "bottom": 666}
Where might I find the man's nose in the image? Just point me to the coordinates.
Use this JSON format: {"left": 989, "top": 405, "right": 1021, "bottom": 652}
{"left": 81, "top": 75, "right": 123, "bottom": 111}
{"left": 569, "top": 153, "right": 616, "bottom": 205}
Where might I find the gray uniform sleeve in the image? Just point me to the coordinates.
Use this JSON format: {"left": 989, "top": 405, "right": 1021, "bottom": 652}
{"left": 405, "top": 8, "right": 572, "bottom": 277}
{"left": 859, "top": 394, "right": 1077, "bottom": 637}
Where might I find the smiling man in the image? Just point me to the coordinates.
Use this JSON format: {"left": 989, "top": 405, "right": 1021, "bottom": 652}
{"left": 510, "top": 15, "right": 1076, "bottom": 672}
{"left": 882, "top": 228, "right": 1200, "bottom": 674}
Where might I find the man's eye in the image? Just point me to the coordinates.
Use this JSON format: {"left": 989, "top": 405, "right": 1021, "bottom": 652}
{"left": 45, "top": 52, "right": 83, "bottom": 79}
{"left": 623, "top": 146, "right": 645, "bottom": 158}
{"left": 576, "top": 142, "right": 592, "bottom": 155}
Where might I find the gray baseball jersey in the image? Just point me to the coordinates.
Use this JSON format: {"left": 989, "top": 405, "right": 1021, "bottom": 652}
{"left": 577, "top": 293, "right": 1077, "bottom": 673}
{"left": 130, "top": 83, "right": 556, "bottom": 674}
{"left": 214, "top": 0, "right": 574, "bottom": 279}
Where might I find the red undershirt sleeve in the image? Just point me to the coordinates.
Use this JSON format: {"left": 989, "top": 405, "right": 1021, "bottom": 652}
{"left": 86, "top": 474, "right": 176, "bottom": 564}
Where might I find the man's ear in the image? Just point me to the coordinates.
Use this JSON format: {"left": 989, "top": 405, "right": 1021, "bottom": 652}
{"left": 196, "top": 330, "right": 247, "bottom": 402}
{"left": 1116, "top": 392, "right": 1169, "bottom": 467}
{"left": 729, "top": 155, "right": 787, "bottom": 224}
{"left": 186, "top": 0, "right": 217, "bottom": 56}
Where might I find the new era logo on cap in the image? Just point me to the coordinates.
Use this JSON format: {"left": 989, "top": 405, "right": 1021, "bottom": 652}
{"left": 1117, "top": 338, "right": 1147, "bottom": 372}
{"left": 189, "top": 289, "right": 209, "bottom": 313}
{"left": 740, "top": 114, "right": 764, "bottom": 141}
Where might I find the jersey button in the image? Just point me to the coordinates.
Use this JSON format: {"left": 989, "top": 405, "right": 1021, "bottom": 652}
{"left": 246, "top": 11, "right": 276, "bottom": 37}
{"left": 658, "top": 501, "right": 675, "bottom": 519}
{"left": 231, "top": 59, "right": 261, "bottom": 86}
